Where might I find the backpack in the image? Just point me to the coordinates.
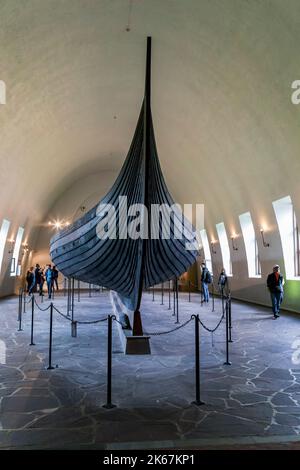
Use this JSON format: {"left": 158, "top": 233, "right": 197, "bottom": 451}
{"left": 205, "top": 270, "right": 212, "bottom": 284}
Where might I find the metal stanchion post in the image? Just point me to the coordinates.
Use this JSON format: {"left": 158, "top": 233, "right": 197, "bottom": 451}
{"left": 175, "top": 277, "right": 179, "bottom": 324}
{"left": 191, "top": 314, "right": 204, "bottom": 406}
{"left": 71, "top": 321, "right": 77, "bottom": 338}
{"left": 18, "top": 290, "right": 21, "bottom": 322}
{"left": 221, "top": 289, "right": 224, "bottom": 315}
{"left": 168, "top": 279, "right": 171, "bottom": 310}
{"left": 103, "top": 315, "right": 116, "bottom": 409}
{"left": 212, "top": 283, "right": 215, "bottom": 312}
{"left": 173, "top": 279, "right": 175, "bottom": 316}
{"left": 64, "top": 277, "right": 67, "bottom": 296}
{"left": 78, "top": 280, "right": 80, "bottom": 302}
{"left": 152, "top": 285, "right": 155, "bottom": 301}
{"left": 18, "top": 289, "right": 23, "bottom": 331}
{"left": 30, "top": 295, "right": 35, "bottom": 346}
{"left": 71, "top": 278, "right": 75, "bottom": 322}
{"left": 47, "top": 303, "right": 55, "bottom": 370}
{"left": 20, "top": 287, "right": 23, "bottom": 315}
{"left": 23, "top": 290, "right": 26, "bottom": 313}
{"left": 228, "top": 293, "right": 233, "bottom": 343}
{"left": 224, "top": 298, "right": 231, "bottom": 365}
{"left": 67, "top": 278, "right": 71, "bottom": 317}
{"left": 161, "top": 282, "right": 164, "bottom": 305}
{"left": 89, "top": 283, "right": 92, "bottom": 298}
{"left": 188, "top": 280, "right": 191, "bottom": 302}
{"left": 66, "top": 279, "right": 69, "bottom": 314}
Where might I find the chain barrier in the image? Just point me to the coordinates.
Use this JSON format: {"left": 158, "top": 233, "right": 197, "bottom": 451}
{"left": 52, "top": 304, "right": 107, "bottom": 324}
{"left": 33, "top": 297, "right": 52, "bottom": 312}
{"left": 25, "top": 284, "right": 227, "bottom": 334}
{"left": 76, "top": 317, "right": 108, "bottom": 325}
{"left": 144, "top": 310, "right": 224, "bottom": 337}
{"left": 173, "top": 279, "right": 226, "bottom": 333}
{"left": 24, "top": 294, "right": 34, "bottom": 304}
{"left": 113, "top": 318, "right": 125, "bottom": 327}
{"left": 197, "top": 311, "right": 225, "bottom": 333}
{"left": 52, "top": 305, "right": 72, "bottom": 321}
{"left": 144, "top": 317, "right": 193, "bottom": 336}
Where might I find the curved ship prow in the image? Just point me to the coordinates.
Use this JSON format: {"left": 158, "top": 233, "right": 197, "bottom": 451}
{"left": 50, "top": 37, "right": 199, "bottom": 345}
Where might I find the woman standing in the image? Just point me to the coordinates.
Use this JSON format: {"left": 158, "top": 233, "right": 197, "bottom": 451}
{"left": 26, "top": 267, "right": 34, "bottom": 293}
{"left": 218, "top": 268, "right": 228, "bottom": 297}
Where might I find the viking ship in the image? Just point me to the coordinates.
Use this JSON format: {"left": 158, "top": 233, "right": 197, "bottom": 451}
{"left": 50, "top": 37, "right": 199, "bottom": 336}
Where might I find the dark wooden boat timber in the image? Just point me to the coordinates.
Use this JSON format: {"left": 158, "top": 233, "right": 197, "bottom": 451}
{"left": 50, "top": 37, "right": 198, "bottom": 334}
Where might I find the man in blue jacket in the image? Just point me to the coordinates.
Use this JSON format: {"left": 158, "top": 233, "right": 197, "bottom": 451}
{"left": 267, "top": 264, "right": 285, "bottom": 318}
{"left": 45, "top": 265, "right": 53, "bottom": 299}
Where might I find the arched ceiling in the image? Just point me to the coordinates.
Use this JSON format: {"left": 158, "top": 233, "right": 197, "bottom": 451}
{"left": 1, "top": 0, "right": 300, "bottom": 232}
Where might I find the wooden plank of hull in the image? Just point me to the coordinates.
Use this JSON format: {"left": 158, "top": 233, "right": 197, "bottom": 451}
{"left": 50, "top": 39, "right": 198, "bottom": 312}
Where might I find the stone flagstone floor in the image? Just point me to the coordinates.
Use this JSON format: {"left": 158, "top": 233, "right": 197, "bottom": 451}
{"left": 0, "top": 288, "right": 300, "bottom": 449}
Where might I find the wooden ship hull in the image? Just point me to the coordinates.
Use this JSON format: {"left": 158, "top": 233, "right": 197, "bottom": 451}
{"left": 50, "top": 38, "right": 198, "bottom": 336}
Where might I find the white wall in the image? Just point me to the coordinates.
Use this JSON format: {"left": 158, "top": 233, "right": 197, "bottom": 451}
{"left": 201, "top": 201, "right": 300, "bottom": 312}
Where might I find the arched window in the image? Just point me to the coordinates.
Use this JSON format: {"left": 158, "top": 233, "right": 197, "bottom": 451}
{"left": 239, "top": 212, "right": 261, "bottom": 278}
{"left": 216, "top": 222, "right": 232, "bottom": 275}
{"left": 273, "top": 196, "right": 300, "bottom": 280}
{"left": 0, "top": 219, "right": 10, "bottom": 275}
{"left": 10, "top": 227, "right": 24, "bottom": 277}
{"left": 200, "top": 229, "right": 212, "bottom": 273}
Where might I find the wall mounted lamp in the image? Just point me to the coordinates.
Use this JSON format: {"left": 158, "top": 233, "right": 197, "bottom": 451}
{"left": 211, "top": 241, "right": 217, "bottom": 254}
{"left": 21, "top": 243, "right": 29, "bottom": 256}
{"left": 48, "top": 220, "right": 70, "bottom": 230}
{"left": 260, "top": 228, "right": 270, "bottom": 247}
{"left": 231, "top": 236, "right": 238, "bottom": 251}
{"left": 7, "top": 239, "right": 15, "bottom": 254}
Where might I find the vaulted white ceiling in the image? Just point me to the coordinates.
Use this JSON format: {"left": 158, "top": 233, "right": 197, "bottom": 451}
{"left": 1, "top": 0, "right": 300, "bottom": 234}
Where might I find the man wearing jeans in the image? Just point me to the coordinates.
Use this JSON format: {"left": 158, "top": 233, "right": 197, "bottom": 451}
{"left": 267, "top": 264, "right": 285, "bottom": 318}
{"left": 201, "top": 262, "right": 211, "bottom": 303}
{"left": 45, "top": 264, "right": 53, "bottom": 299}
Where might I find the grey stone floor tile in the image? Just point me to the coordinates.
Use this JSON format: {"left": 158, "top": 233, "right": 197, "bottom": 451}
{"left": 0, "top": 291, "right": 300, "bottom": 448}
